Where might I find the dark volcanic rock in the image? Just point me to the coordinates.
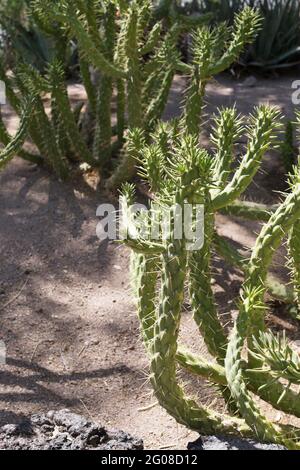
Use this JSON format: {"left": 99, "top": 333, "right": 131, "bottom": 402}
{"left": 0, "top": 409, "right": 143, "bottom": 450}
{"left": 188, "top": 435, "right": 286, "bottom": 451}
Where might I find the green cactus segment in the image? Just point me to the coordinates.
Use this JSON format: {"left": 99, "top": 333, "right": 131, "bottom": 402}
{"left": 188, "top": 202, "right": 234, "bottom": 410}
{"left": 220, "top": 200, "right": 277, "bottom": 222}
{"left": 225, "top": 184, "right": 300, "bottom": 449}
{"left": 16, "top": 63, "right": 68, "bottom": 177}
{"left": 116, "top": 79, "right": 126, "bottom": 144}
{"left": 178, "top": 345, "right": 300, "bottom": 419}
{"left": 149, "top": 197, "right": 252, "bottom": 437}
{"left": 64, "top": 7, "right": 125, "bottom": 79}
{"left": 251, "top": 330, "right": 300, "bottom": 385}
{"left": 106, "top": 127, "right": 145, "bottom": 191}
{"left": 93, "top": 76, "right": 113, "bottom": 165}
{"left": 246, "top": 183, "right": 300, "bottom": 337}
{"left": 212, "top": 106, "right": 282, "bottom": 211}
{"left": 140, "top": 22, "right": 162, "bottom": 56}
{"left": 176, "top": 348, "right": 227, "bottom": 386}
{"left": 51, "top": 97, "right": 72, "bottom": 162}
{"left": 126, "top": 6, "right": 142, "bottom": 130}
{"left": 145, "top": 67, "right": 175, "bottom": 131}
{"left": 209, "top": 8, "right": 262, "bottom": 76}
{"left": 288, "top": 219, "right": 300, "bottom": 309}
{"left": 179, "top": 10, "right": 272, "bottom": 174}
{"left": 213, "top": 233, "right": 295, "bottom": 304}
{"left": 281, "top": 120, "right": 295, "bottom": 176}
{"left": 183, "top": 69, "right": 206, "bottom": 136}
{"left": 142, "top": 25, "right": 180, "bottom": 114}
{"left": 212, "top": 108, "right": 244, "bottom": 188}
{"left": 189, "top": 210, "right": 227, "bottom": 360}
{"left": 0, "top": 98, "right": 35, "bottom": 170}
{"left": 119, "top": 183, "right": 164, "bottom": 255}
{"left": 35, "top": 99, "right": 69, "bottom": 179}
{"left": 213, "top": 232, "right": 247, "bottom": 270}
{"left": 0, "top": 112, "right": 41, "bottom": 165}
{"left": 79, "top": 53, "right": 97, "bottom": 116}
{"left": 93, "top": 3, "right": 116, "bottom": 165}
{"left": 48, "top": 62, "right": 94, "bottom": 166}
{"left": 131, "top": 252, "right": 158, "bottom": 351}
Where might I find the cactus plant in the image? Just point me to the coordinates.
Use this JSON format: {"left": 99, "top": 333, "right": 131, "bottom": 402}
{"left": 0, "top": 2, "right": 266, "bottom": 194}
{"left": 120, "top": 104, "right": 300, "bottom": 448}
{"left": 1, "top": 1, "right": 260, "bottom": 184}
{"left": 0, "top": 0, "right": 207, "bottom": 177}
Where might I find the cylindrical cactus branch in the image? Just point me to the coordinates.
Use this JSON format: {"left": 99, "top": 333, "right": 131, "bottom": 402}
{"left": 120, "top": 107, "right": 300, "bottom": 447}
{"left": 225, "top": 181, "right": 300, "bottom": 449}
{"left": 0, "top": 97, "right": 38, "bottom": 169}
{"left": 213, "top": 232, "right": 295, "bottom": 305}
{"left": 47, "top": 61, "right": 95, "bottom": 166}
{"left": 181, "top": 7, "right": 262, "bottom": 137}
{"left": 93, "top": 2, "right": 116, "bottom": 165}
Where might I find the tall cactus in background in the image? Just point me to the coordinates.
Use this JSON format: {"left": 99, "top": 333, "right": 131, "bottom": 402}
{"left": 120, "top": 106, "right": 300, "bottom": 449}
{"left": 0, "top": 0, "right": 201, "bottom": 177}
{"left": 0, "top": 2, "right": 265, "bottom": 191}
{"left": 21, "top": 1, "right": 260, "bottom": 187}
{"left": 28, "top": 0, "right": 181, "bottom": 181}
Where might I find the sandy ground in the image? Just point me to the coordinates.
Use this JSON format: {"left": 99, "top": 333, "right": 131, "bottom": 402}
{"left": 1, "top": 72, "right": 300, "bottom": 449}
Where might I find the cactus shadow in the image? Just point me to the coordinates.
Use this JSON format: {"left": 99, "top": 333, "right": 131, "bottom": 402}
{"left": 0, "top": 356, "right": 133, "bottom": 426}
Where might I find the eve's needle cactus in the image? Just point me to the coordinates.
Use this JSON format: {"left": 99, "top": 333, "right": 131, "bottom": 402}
{"left": 0, "top": 0, "right": 188, "bottom": 178}
{"left": 120, "top": 105, "right": 300, "bottom": 448}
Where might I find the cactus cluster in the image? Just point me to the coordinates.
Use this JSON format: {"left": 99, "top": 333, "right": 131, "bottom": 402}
{"left": 0, "top": 1, "right": 262, "bottom": 188}
{"left": 2, "top": 1, "right": 300, "bottom": 449}
{"left": 0, "top": 0, "right": 187, "bottom": 179}
{"left": 120, "top": 90, "right": 300, "bottom": 448}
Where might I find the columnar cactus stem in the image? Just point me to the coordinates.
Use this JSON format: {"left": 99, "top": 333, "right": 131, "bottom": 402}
{"left": 0, "top": 98, "right": 36, "bottom": 169}
{"left": 126, "top": 7, "right": 142, "bottom": 130}
{"left": 93, "top": 75, "right": 113, "bottom": 165}
{"left": 213, "top": 232, "right": 295, "bottom": 304}
{"left": 288, "top": 220, "right": 300, "bottom": 309}
{"left": 225, "top": 183, "right": 300, "bottom": 449}
{"left": 116, "top": 79, "right": 126, "bottom": 145}
{"left": 48, "top": 62, "right": 95, "bottom": 166}
{"left": 93, "top": 3, "right": 116, "bottom": 164}
{"left": 189, "top": 209, "right": 227, "bottom": 360}
{"left": 212, "top": 106, "right": 282, "bottom": 211}
{"left": 79, "top": 53, "right": 97, "bottom": 116}
{"left": 212, "top": 108, "right": 243, "bottom": 189}
{"left": 183, "top": 70, "right": 206, "bottom": 136}
{"left": 149, "top": 193, "right": 252, "bottom": 437}
{"left": 122, "top": 97, "right": 300, "bottom": 443}
{"left": 220, "top": 200, "right": 278, "bottom": 222}
{"left": 131, "top": 252, "right": 158, "bottom": 351}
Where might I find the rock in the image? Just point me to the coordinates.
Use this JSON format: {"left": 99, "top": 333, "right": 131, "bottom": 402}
{"left": 0, "top": 409, "right": 143, "bottom": 450}
{"left": 188, "top": 435, "right": 286, "bottom": 451}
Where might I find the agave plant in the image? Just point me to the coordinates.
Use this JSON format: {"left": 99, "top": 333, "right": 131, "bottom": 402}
{"left": 200, "top": 0, "right": 300, "bottom": 69}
